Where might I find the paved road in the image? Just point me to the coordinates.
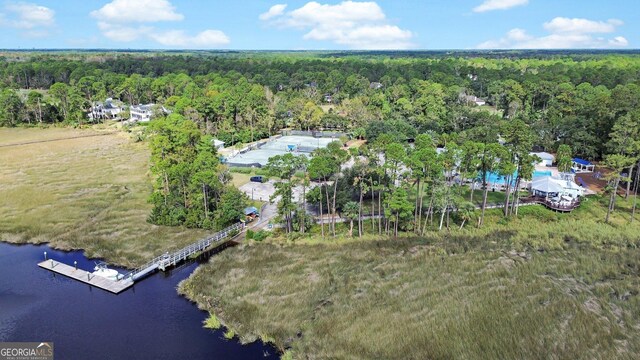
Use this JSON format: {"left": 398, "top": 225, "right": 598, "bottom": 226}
{"left": 251, "top": 202, "right": 279, "bottom": 231}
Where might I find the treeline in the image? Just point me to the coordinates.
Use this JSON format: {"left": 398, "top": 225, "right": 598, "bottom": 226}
{"left": 147, "top": 114, "right": 248, "bottom": 229}
{"left": 267, "top": 113, "right": 639, "bottom": 238}
{"left": 1, "top": 52, "right": 639, "bottom": 160}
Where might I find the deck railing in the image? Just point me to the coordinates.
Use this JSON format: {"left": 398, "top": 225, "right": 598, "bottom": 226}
{"left": 119, "top": 222, "right": 244, "bottom": 281}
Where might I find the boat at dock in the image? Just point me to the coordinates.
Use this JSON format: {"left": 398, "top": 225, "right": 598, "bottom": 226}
{"left": 92, "top": 262, "right": 121, "bottom": 281}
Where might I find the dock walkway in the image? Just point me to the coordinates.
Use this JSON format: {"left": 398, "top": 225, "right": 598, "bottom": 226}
{"left": 37, "top": 222, "right": 245, "bottom": 294}
{"left": 37, "top": 259, "right": 134, "bottom": 294}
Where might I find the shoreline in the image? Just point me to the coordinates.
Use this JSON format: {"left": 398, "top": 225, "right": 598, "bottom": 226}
{"left": 1, "top": 238, "right": 276, "bottom": 352}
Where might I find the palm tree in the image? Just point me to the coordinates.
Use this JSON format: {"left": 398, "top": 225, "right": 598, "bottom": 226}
{"left": 457, "top": 201, "right": 476, "bottom": 229}
{"left": 342, "top": 201, "right": 360, "bottom": 237}
{"left": 604, "top": 154, "right": 635, "bottom": 223}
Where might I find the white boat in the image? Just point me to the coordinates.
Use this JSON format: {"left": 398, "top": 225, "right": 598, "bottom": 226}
{"left": 92, "top": 262, "right": 121, "bottom": 281}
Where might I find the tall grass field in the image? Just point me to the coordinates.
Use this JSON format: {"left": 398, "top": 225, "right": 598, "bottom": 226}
{"left": 0, "top": 128, "right": 207, "bottom": 267}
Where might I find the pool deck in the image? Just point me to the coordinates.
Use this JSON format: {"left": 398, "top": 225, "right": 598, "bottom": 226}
{"left": 38, "top": 259, "right": 133, "bottom": 294}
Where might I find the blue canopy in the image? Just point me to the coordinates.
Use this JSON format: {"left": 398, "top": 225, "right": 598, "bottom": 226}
{"left": 244, "top": 206, "right": 259, "bottom": 215}
{"left": 572, "top": 158, "right": 592, "bottom": 166}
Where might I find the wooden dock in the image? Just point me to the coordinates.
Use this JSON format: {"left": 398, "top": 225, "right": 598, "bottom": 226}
{"left": 36, "top": 222, "right": 246, "bottom": 295}
{"left": 37, "top": 259, "right": 134, "bottom": 294}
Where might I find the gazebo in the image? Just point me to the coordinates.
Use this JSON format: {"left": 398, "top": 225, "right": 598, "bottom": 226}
{"left": 572, "top": 158, "right": 595, "bottom": 173}
{"left": 531, "top": 177, "right": 565, "bottom": 199}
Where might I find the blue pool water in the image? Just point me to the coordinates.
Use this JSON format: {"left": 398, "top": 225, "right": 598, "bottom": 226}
{"left": 481, "top": 170, "right": 552, "bottom": 185}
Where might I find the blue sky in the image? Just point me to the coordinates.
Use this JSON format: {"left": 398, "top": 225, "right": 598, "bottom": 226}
{"left": 0, "top": 0, "right": 637, "bottom": 50}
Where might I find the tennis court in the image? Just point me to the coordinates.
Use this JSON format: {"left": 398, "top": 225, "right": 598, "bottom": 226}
{"left": 226, "top": 135, "right": 337, "bottom": 167}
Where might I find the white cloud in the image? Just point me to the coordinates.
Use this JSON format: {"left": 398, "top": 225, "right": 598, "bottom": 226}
{"left": 91, "top": 0, "right": 229, "bottom": 48}
{"left": 0, "top": 2, "right": 55, "bottom": 36}
{"left": 609, "top": 36, "right": 628, "bottom": 47}
{"left": 261, "top": 1, "right": 414, "bottom": 49}
{"left": 91, "top": 0, "right": 183, "bottom": 23}
{"left": 97, "top": 22, "right": 149, "bottom": 42}
{"left": 543, "top": 17, "right": 621, "bottom": 34}
{"left": 259, "top": 4, "right": 287, "bottom": 21}
{"left": 149, "top": 29, "right": 230, "bottom": 47}
{"left": 477, "top": 17, "right": 628, "bottom": 49}
{"left": 473, "top": 0, "right": 528, "bottom": 13}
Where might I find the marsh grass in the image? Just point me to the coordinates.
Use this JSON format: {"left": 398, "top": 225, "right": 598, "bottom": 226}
{"left": 0, "top": 128, "right": 207, "bottom": 267}
{"left": 181, "top": 195, "right": 640, "bottom": 359}
{"left": 181, "top": 237, "right": 640, "bottom": 359}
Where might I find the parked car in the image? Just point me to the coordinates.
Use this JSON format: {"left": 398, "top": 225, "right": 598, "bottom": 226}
{"left": 250, "top": 175, "right": 264, "bottom": 183}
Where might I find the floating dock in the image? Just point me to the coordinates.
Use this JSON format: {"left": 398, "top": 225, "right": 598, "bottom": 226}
{"left": 37, "top": 259, "right": 134, "bottom": 294}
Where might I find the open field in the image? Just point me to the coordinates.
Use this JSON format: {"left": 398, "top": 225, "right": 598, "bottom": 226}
{"left": 0, "top": 127, "right": 207, "bottom": 267}
{"left": 181, "top": 195, "right": 640, "bottom": 358}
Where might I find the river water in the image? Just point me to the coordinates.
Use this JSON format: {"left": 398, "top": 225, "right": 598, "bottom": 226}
{"left": 0, "top": 242, "right": 277, "bottom": 360}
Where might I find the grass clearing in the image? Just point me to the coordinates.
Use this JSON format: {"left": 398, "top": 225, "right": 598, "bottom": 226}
{"left": 231, "top": 172, "right": 252, "bottom": 188}
{"left": 0, "top": 127, "right": 207, "bottom": 267}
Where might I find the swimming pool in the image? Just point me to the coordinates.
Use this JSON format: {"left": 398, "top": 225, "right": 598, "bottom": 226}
{"left": 481, "top": 170, "right": 552, "bottom": 186}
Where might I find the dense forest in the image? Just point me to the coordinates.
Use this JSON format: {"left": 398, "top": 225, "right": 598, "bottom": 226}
{"left": 0, "top": 51, "right": 638, "bottom": 231}
{"left": 1, "top": 51, "right": 639, "bottom": 158}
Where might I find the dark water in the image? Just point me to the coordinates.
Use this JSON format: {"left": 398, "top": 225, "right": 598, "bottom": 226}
{"left": 0, "top": 242, "right": 277, "bottom": 360}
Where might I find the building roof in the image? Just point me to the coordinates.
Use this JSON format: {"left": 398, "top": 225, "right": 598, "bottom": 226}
{"left": 572, "top": 158, "right": 593, "bottom": 166}
{"left": 131, "top": 104, "right": 155, "bottom": 112}
{"left": 531, "top": 152, "right": 555, "bottom": 161}
{"left": 531, "top": 177, "right": 565, "bottom": 194}
{"left": 212, "top": 139, "right": 225, "bottom": 147}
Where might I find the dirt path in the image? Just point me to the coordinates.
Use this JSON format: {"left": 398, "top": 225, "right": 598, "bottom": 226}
{"left": 0, "top": 132, "right": 117, "bottom": 148}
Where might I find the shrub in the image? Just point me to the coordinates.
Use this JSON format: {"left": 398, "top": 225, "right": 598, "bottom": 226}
{"left": 203, "top": 314, "right": 221, "bottom": 329}
{"left": 247, "top": 229, "right": 269, "bottom": 242}
{"left": 223, "top": 329, "right": 235, "bottom": 339}
{"left": 229, "top": 167, "right": 252, "bottom": 174}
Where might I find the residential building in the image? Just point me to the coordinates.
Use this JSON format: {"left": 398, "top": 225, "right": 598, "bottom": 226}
{"left": 129, "top": 104, "right": 169, "bottom": 122}
{"left": 88, "top": 98, "right": 122, "bottom": 121}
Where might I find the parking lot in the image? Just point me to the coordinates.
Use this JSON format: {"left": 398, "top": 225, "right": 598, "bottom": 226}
{"left": 238, "top": 179, "right": 317, "bottom": 205}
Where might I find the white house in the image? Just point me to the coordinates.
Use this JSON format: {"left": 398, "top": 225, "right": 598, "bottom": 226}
{"left": 530, "top": 152, "right": 555, "bottom": 167}
{"left": 89, "top": 98, "right": 122, "bottom": 121}
{"left": 130, "top": 104, "right": 155, "bottom": 122}
{"left": 129, "top": 104, "right": 170, "bottom": 123}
